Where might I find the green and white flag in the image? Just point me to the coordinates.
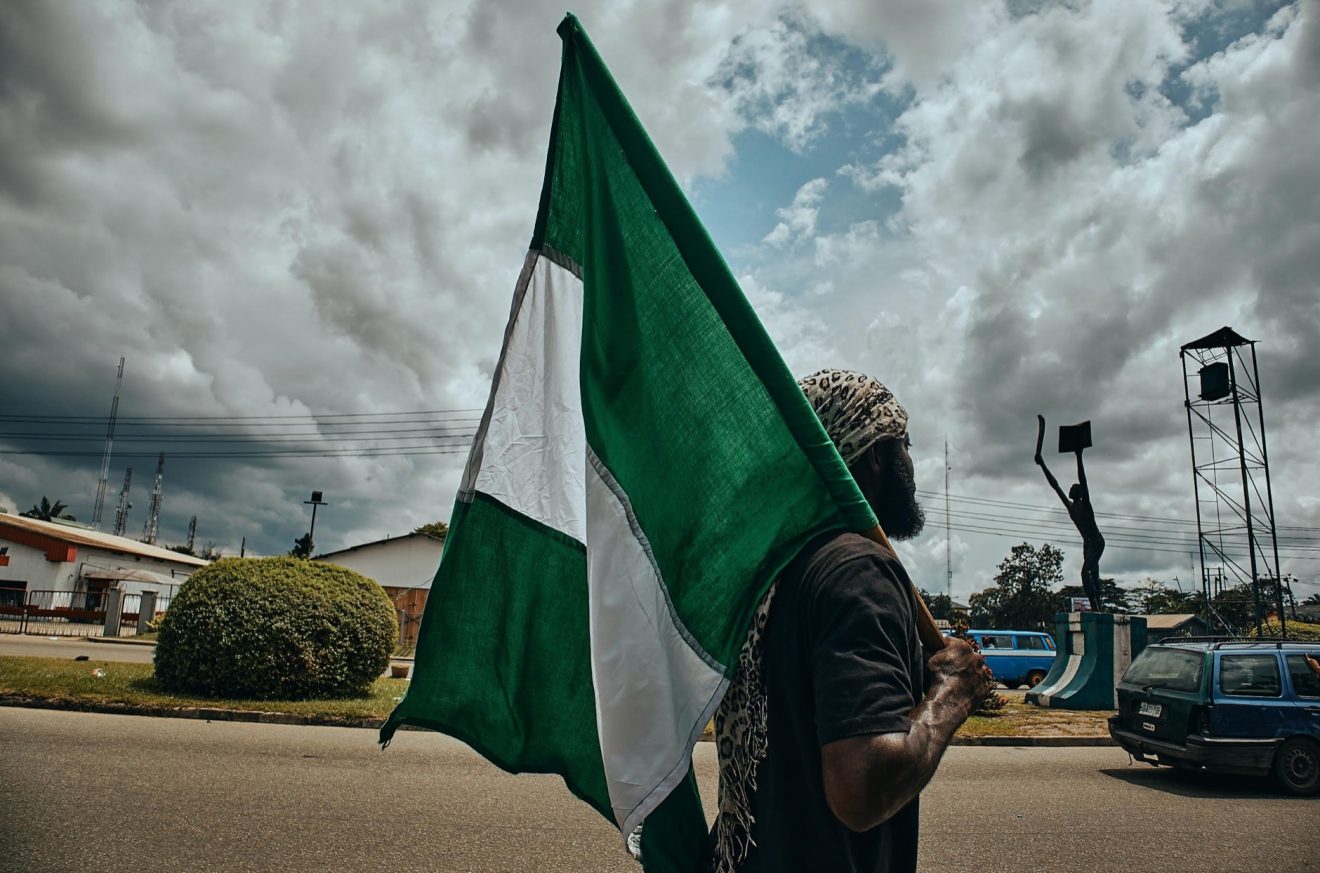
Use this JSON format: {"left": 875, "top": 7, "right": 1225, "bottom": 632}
{"left": 381, "top": 14, "right": 877, "bottom": 871}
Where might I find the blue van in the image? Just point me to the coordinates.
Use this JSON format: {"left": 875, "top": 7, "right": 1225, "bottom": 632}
{"left": 941, "top": 629, "right": 1056, "bottom": 688}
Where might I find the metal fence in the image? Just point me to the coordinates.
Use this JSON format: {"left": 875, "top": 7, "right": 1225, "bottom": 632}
{"left": 0, "top": 589, "right": 161, "bottom": 638}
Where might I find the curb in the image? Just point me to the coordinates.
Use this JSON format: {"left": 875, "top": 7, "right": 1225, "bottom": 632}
{"left": 0, "top": 695, "right": 390, "bottom": 731}
{"left": 0, "top": 696, "right": 1115, "bottom": 745}
{"left": 951, "top": 735, "right": 1115, "bottom": 747}
{"left": 86, "top": 636, "right": 157, "bottom": 647}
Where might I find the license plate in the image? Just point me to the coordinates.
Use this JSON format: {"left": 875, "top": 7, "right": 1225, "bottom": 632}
{"left": 1138, "top": 702, "right": 1163, "bottom": 718}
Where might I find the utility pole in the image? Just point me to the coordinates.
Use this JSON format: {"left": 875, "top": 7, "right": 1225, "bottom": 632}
{"left": 303, "top": 491, "right": 328, "bottom": 556}
{"left": 92, "top": 357, "right": 125, "bottom": 528}
{"left": 142, "top": 453, "right": 165, "bottom": 545}
{"left": 112, "top": 467, "right": 133, "bottom": 536}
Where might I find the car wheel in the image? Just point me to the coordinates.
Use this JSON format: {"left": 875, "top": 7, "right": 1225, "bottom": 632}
{"left": 1026, "top": 670, "right": 1048, "bottom": 687}
{"left": 1272, "top": 737, "right": 1320, "bottom": 796}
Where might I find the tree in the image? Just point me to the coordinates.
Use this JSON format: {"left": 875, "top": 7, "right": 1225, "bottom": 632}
{"left": 1132, "top": 578, "right": 1200, "bottom": 614}
{"left": 1305, "top": 593, "right": 1320, "bottom": 607}
{"left": 968, "top": 542, "right": 1064, "bottom": 630}
{"left": 21, "top": 497, "right": 75, "bottom": 522}
{"left": 918, "top": 589, "right": 957, "bottom": 622}
{"left": 412, "top": 521, "right": 449, "bottom": 539}
{"left": 289, "top": 533, "right": 313, "bottom": 559}
{"left": 1058, "top": 578, "right": 1133, "bottom": 613}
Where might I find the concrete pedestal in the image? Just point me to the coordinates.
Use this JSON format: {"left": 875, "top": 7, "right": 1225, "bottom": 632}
{"left": 1025, "top": 612, "right": 1147, "bottom": 709}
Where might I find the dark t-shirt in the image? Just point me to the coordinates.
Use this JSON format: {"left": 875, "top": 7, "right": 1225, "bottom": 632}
{"left": 743, "top": 532, "right": 926, "bottom": 873}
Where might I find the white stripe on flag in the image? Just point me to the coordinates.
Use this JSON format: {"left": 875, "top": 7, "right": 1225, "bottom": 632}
{"left": 586, "top": 451, "right": 727, "bottom": 832}
{"left": 462, "top": 250, "right": 726, "bottom": 833}
{"left": 468, "top": 253, "right": 587, "bottom": 542}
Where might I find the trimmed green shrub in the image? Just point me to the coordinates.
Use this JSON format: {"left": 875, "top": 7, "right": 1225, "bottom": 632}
{"left": 154, "top": 557, "right": 399, "bottom": 700}
{"left": 1250, "top": 618, "right": 1320, "bottom": 642}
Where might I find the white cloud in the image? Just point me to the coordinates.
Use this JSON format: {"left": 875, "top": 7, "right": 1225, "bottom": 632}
{"left": 763, "top": 177, "right": 829, "bottom": 247}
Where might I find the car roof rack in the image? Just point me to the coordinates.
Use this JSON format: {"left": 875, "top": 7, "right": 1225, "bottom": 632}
{"left": 1172, "top": 636, "right": 1310, "bottom": 650}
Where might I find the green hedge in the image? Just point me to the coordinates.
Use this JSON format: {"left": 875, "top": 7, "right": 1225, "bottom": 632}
{"left": 1249, "top": 618, "right": 1320, "bottom": 642}
{"left": 154, "top": 557, "right": 399, "bottom": 700}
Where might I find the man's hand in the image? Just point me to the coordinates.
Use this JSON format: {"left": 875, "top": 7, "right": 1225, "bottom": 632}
{"left": 925, "top": 637, "right": 992, "bottom": 716}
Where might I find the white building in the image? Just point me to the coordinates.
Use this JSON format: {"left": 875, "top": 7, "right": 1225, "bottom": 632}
{"left": 0, "top": 511, "right": 207, "bottom": 603}
{"left": 315, "top": 532, "right": 444, "bottom": 647}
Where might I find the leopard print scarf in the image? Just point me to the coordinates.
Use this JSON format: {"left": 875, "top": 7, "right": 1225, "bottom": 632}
{"left": 797, "top": 369, "right": 908, "bottom": 465}
{"left": 710, "top": 583, "right": 776, "bottom": 872}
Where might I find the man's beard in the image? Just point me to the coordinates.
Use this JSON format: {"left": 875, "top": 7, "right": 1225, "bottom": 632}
{"left": 876, "top": 462, "right": 925, "bottom": 540}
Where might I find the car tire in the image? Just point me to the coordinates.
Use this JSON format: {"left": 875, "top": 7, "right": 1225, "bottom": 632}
{"left": 1026, "top": 670, "right": 1047, "bottom": 687}
{"left": 1272, "top": 737, "right": 1320, "bottom": 797}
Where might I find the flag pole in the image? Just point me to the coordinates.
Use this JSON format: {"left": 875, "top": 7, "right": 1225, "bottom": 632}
{"left": 863, "top": 524, "right": 946, "bottom": 653}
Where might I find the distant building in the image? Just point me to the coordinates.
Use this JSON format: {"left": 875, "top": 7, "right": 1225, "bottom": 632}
{"left": 1138, "top": 613, "right": 1211, "bottom": 643}
{"left": 315, "top": 532, "right": 445, "bottom": 648}
{"left": 0, "top": 512, "right": 206, "bottom": 602}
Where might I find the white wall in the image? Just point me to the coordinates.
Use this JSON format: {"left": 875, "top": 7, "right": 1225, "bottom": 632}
{"left": 0, "top": 543, "right": 197, "bottom": 597}
{"left": 320, "top": 537, "right": 443, "bottom": 589}
{"left": 0, "top": 541, "right": 71, "bottom": 592}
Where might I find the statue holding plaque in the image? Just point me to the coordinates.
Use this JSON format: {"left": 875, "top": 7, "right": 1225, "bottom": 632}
{"left": 1026, "top": 416, "right": 1146, "bottom": 711}
{"left": 1034, "top": 415, "right": 1105, "bottom": 613}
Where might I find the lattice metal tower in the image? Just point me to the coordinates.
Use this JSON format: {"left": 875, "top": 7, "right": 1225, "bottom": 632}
{"left": 112, "top": 467, "right": 133, "bottom": 536}
{"left": 186, "top": 515, "right": 197, "bottom": 553}
{"left": 91, "top": 357, "right": 126, "bottom": 528}
{"left": 944, "top": 437, "right": 953, "bottom": 599}
{"left": 142, "top": 453, "right": 165, "bottom": 545}
{"left": 1180, "top": 327, "right": 1284, "bottom": 637}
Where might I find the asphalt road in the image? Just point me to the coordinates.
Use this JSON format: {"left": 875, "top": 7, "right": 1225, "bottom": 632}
{"left": 1, "top": 707, "right": 1314, "bottom": 873}
{"left": 0, "top": 634, "right": 158, "bottom": 663}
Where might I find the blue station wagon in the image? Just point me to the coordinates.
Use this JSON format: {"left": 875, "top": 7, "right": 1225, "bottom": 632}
{"left": 1109, "top": 641, "right": 1320, "bottom": 795}
{"left": 942, "top": 629, "right": 1056, "bottom": 689}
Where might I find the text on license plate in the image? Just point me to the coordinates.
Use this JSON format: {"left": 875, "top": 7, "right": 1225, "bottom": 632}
{"left": 1138, "top": 702, "right": 1163, "bottom": 718}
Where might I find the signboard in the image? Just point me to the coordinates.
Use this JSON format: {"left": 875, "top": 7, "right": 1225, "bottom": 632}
{"left": 1070, "top": 597, "right": 1092, "bottom": 612}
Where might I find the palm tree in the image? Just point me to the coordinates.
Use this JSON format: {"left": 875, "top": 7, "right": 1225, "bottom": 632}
{"left": 20, "top": 497, "right": 76, "bottom": 522}
{"left": 1304, "top": 593, "right": 1320, "bottom": 607}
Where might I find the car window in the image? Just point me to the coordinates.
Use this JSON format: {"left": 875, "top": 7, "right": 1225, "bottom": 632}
{"left": 1123, "top": 647, "right": 1204, "bottom": 692}
{"left": 1219, "top": 654, "right": 1282, "bottom": 697}
{"left": 1019, "top": 635, "right": 1049, "bottom": 650}
{"left": 1285, "top": 655, "right": 1320, "bottom": 699}
{"left": 980, "top": 634, "right": 1015, "bottom": 649}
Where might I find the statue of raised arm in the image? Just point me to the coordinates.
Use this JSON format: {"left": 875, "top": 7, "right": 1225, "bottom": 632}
{"left": 1035, "top": 415, "right": 1106, "bottom": 613}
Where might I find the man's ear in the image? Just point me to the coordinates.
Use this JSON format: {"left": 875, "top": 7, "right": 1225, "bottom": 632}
{"left": 863, "top": 440, "right": 888, "bottom": 480}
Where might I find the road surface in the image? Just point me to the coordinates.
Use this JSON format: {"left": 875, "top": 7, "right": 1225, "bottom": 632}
{"left": 0, "top": 707, "right": 1314, "bottom": 872}
{"left": 0, "top": 634, "right": 158, "bottom": 663}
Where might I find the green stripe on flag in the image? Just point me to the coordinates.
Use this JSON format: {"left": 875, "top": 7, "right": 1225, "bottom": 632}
{"left": 546, "top": 17, "right": 875, "bottom": 666}
{"left": 381, "top": 492, "right": 610, "bottom": 820}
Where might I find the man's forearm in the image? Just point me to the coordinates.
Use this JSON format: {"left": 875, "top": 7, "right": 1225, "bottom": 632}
{"left": 868, "top": 685, "right": 975, "bottom": 824}
{"left": 825, "top": 684, "right": 976, "bottom": 832}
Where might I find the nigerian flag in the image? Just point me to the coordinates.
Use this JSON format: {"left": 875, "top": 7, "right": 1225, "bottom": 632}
{"left": 381, "top": 14, "right": 877, "bottom": 871}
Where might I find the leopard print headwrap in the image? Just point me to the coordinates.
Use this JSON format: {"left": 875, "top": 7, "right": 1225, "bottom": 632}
{"left": 797, "top": 369, "right": 908, "bottom": 466}
{"left": 708, "top": 369, "right": 907, "bottom": 870}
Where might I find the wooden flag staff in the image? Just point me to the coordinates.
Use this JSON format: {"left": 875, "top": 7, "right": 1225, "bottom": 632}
{"left": 863, "top": 524, "right": 946, "bottom": 654}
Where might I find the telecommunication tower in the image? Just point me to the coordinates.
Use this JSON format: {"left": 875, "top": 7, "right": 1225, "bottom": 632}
{"left": 142, "top": 453, "right": 165, "bottom": 545}
{"left": 91, "top": 357, "right": 126, "bottom": 528}
{"left": 186, "top": 515, "right": 197, "bottom": 553}
{"left": 1180, "top": 327, "right": 1284, "bottom": 637}
{"left": 112, "top": 467, "right": 133, "bottom": 536}
{"left": 944, "top": 437, "right": 952, "bottom": 600}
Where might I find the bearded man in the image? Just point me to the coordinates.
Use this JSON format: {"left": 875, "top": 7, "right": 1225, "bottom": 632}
{"left": 710, "top": 369, "right": 992, "bottom": 873}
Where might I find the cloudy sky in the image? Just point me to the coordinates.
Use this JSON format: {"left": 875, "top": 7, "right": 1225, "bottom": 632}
{"left": 2, "top": 0, "right": 1317, "bottom": 603}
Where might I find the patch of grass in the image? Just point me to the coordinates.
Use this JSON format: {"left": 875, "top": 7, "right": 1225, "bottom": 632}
{"left": 957, "top": 700, "right": 1112, "bottom": 738}
{"left": 0, "top": 656, "right": 408, "bottom": 721}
